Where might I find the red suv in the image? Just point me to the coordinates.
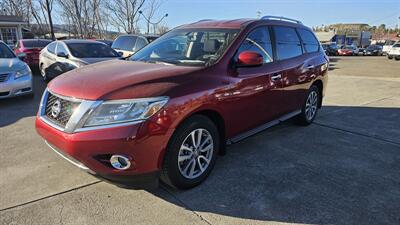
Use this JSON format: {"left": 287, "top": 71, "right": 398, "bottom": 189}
{"left": 36, "top": 16, "right": 328, "bottom": 189}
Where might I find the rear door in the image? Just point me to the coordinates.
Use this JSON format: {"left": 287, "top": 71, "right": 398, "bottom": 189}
{"left": 272, "top": 26, "right": 312, "bottom": 114}
{"left": 224, "top": 26, "right": 285, "bottom": 135}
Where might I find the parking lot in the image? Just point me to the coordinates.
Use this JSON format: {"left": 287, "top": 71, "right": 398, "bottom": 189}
{"left": 0, "top": 56, "right": 399, "bottom": 225}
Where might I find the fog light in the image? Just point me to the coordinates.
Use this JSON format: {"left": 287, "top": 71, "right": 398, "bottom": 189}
{"left": 110, "top": 155, "right": 131, "bottom": 170}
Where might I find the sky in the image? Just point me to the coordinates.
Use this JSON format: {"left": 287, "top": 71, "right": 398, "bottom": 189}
{"left": 150, "top": 0, "right": 400, "bottom": 29}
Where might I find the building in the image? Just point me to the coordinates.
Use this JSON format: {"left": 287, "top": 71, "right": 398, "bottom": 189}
{"left": 0, "top": 15, "right": 27, "bottom": 47}
{"left": 315, "top": 23, "right": 372, "bottom": 47}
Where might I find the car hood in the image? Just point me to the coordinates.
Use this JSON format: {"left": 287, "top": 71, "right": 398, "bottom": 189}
{"left": 0, "top": 58, "right": 26, "bottom": 74}
{"left": 48, "top": 60, "right": 202, "bottom": 100}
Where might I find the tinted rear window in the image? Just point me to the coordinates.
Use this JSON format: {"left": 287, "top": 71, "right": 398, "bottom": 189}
{"left": 67, "top": 43, "right": 120, "bottom": 58}
{"left": 112, "top": 36, "right": 137, "bottom": 51}
{"left": 297, "top": 29, "right": 319, "bottom": 53}
{"left": 273, "top": 26, "right": 303, "bottom": 60}
{"left": 23, "top": 40, "right": 51, "bottom": 48}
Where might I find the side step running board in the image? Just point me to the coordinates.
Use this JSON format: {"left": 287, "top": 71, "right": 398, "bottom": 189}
{"left": 226, "top": 110, "right": 301, "bottom": 145}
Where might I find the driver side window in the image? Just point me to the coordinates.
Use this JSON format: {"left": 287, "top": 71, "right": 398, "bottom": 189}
{"left": 236, "top": 26, "right": 273, "bottom": 63}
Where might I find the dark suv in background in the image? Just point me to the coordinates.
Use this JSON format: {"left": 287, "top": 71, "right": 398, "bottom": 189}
{"left": 36, "top": 16, "right": 328, "bottom": 189}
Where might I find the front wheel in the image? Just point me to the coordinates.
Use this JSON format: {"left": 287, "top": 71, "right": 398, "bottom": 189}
{"left": 161, "top": 115, "right": 219, "bottom": 189}
{"left": 295, "top": 85, "right": 320, "bottom": 126}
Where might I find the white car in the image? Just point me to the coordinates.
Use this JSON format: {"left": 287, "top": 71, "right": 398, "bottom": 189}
{"left": 387, "top": 42, "right": 400, "bottom": 60}
{"left": 382, "top": 40, "right": 396, "bottom": 55}
{"left": 111, "top": 35, "right": 149, "bottom": 58}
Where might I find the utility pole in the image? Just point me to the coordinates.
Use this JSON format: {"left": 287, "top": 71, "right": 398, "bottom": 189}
{"left": 46, "top": 0, "right": 55, "bottom": 40}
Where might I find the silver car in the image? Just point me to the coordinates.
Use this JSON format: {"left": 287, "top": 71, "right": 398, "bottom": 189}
{"left": 39, "top": 39, "right": 121, "bottom": 82}
{"left": 0, "top": 41, "right": 33, "bottom": 99}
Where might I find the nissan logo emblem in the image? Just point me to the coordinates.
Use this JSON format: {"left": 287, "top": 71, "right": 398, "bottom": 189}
{"left": 51, "top": 100, "right": 62, "bottom": 118}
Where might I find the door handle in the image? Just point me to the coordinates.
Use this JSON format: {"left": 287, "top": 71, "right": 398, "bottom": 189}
{"left": 306, "top": 65, "right": 315, "bottom": 70}
{"left": 271, "top": 74, "right": 282, "bottom": 81}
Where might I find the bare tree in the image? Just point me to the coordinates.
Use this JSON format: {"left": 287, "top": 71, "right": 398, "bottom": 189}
{"left": 57, "top": 0, "right": 104, "bottom": 38}
{"left": 106, "top": 0, "right": 145, "bottom": 34}
{"left": 157, "top": 22, "right": 168, "bottom": 35}
{"left": 1, "top": 0, "right": 30, "bottom": 22}
{"left": 142, "top": 0, "right": 161, "bottom": 34}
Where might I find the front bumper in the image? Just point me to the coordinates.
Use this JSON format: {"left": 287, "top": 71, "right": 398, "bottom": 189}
{"left": 0, "top": 74, "right": 33, "bottom": 99}
{"left": 36, "top": 115, "right": 174, "bottom": 189}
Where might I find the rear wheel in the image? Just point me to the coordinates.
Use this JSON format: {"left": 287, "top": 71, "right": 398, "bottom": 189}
{"left": 388, "top": 55, "right": 393, "bottom": 60}
{"left": 161, "top": 115, "right": 219, "bottom": 189}
{"left": 295, "top": 85, "right": 320, "bottom": 126}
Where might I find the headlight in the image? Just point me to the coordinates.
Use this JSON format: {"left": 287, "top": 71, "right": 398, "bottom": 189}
{"left": 84, "top": 97, "right": 169, "bottom": 127}
{"left": 14, "top": 66, "right": 31, "bottom": 79}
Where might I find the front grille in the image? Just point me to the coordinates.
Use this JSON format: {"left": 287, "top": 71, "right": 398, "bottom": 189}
{"left": 0, "top": 73, "right": 9, "bottom": 82}
{"left": 44, "top": 92, "right": 80, "bottom": 128}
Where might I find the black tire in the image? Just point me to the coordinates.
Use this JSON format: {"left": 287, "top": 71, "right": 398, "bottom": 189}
{"left": 395, "top": 57, "right": 400, "bottom": 61}
{"left": 295, "top": 85, "right": 320, "bottom": 126}
{"left": 161, "top": 115, "right": 219, "bottom": 189}
{"left": 388, "top": 55, "right": 393, "bottom": 60}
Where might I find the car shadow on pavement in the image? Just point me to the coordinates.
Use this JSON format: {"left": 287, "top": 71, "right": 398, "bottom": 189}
{"left": 149, "top": 105, "right": 400, "bottom": 225}
{"left": 0, "top": 75, "right": 46, "bottom": 127}
{"left": 328, "top": 57, "right": 340, "bottom": 71}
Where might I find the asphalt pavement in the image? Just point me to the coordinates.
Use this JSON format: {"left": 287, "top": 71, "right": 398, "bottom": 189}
{"left": 0, "top": 56, "right": 399, "bottom": 225}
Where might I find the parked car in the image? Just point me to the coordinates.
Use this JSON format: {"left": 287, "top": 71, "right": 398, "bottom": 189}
{"left": 39, "top": 40, "right": 121, "bottom": 81}
{"left": 0, "top": 41, "right": 33, "bottom": 99}
{"left": 357, "top": 47, "right": 366, "bottom": 56}
{"left": 321, "top": 43, "right": 338, "bottom": 56}
{"left": 14, "top": 39, "right": 52, "bottom": 68}
{"left": 387, "top": 42, "right": 400, "bottom": 60}
{"left": 338, "top": 46, "right": 356, "bottom": 56}
{"left": 143, "top": 34, "right": 160, "bottom": 43}
{"left": 36, "top": 17, "right": 328, "bottom": 189}
{"left": 382, "top": 40, "right": 396, "bottom": 55}
{"left": 96, "top": 39, "right": 113, "bottom": 47}
{"left": 364, "top": 45, "right": 383, "bottom": 56}
{"left": 111, "top": 34, "right": 149, "bottom": 58}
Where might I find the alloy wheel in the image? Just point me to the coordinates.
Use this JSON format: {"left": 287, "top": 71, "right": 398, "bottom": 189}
{"left": 305, "top": 90, "right": 318, "bottom": 121}
{"left": 178, "top": 128, "right": 214, "bottom": 179}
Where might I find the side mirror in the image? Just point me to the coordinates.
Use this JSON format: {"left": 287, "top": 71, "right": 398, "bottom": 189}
{"left": 57, "top": 52, "right": 68, "bottom": 58}
{"left": 17, "top": 52, "right": 26, "bottom": 60}
{"left": 237, "top": 51, "right": 264, "bottom": 67}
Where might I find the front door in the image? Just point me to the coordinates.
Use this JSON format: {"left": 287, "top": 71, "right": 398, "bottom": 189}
{"left": 221, "top": 26, "right": 286, "bottom": 136}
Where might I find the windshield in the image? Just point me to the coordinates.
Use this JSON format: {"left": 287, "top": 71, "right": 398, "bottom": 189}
{"left": 130, "top": 28, "right": 239, "bottom": 67}
{"left": 67, "top": 43, "right": 120, "bottom": 58}
{"left": 23, "top": 39, "right": 51, "bottom": 48}
{"left": 112, "top": 36, "right": 137, "bottom": 51}
{"left": 0, "top": 43, "right": 16, "bottom": 58}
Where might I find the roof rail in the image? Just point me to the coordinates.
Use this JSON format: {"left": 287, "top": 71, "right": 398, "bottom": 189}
{"left": 261, "top": 15, "right": 302, "bottom": 24}
{"left": 196, "top": 19, "right": 214, "bottom": 23}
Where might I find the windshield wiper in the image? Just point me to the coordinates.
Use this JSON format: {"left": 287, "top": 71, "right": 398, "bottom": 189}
{"left": 145, "top": 60, "right": 176, "bottom": 66}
